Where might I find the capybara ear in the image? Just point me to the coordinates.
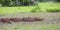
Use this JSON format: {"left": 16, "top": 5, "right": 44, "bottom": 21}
{"left": 1, "top": 18, "right": 11, "bottom": 24}
{"left": 10, "top": 18, "right": 22, "bottom": 22}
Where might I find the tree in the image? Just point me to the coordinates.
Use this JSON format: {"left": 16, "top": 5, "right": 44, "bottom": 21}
{"left": 1, "top": 0, "right": 38, "bottom": 7}
{"left": 2, "top": 0, "right": 12, "bottom": 6}
{"left": 57, "top": 0, "right": 60, "bottom": 2}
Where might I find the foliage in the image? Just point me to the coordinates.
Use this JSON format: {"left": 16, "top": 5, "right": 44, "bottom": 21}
{"left": 0, "top": 2, "right": 60, "bottom": 13}
{"left": 2, "top": 0, "right": 12, "bottom": 7}
{"left": 0, "top": 0, "right": 36, "bottom": 6}
{"left": 31, "top": 6, "right": 41, "bottom": 12}
{"left": 47, "top": 9, "right": 60, "bottom": 12}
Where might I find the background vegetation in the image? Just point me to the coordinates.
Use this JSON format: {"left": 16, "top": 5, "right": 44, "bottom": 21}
{"left": 0, "top": 2, "right": 60, "bottom": 14}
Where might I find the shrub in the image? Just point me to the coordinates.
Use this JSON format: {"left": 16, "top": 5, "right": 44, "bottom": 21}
{"left": 1, "top": 0, "right": 37, "bottom": 6}
{"left": 47, "top": 9, "right": 60, "bottom": 12}
{"left": 2, "top": 0, "right": 12, "bottom": 7}
{"left": 31, "top": 6, "right": 41, "bottom": 12}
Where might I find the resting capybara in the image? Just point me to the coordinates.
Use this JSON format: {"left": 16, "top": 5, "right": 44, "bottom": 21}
{"left": 1, "top": 18, "right": 11, "bottom": 24}
{"left": 10, "top": 18, "right": 22, "bottom": 22}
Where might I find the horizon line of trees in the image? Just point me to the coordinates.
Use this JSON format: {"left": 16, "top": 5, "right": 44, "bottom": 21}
{"left": 0, "top": 0, "right": 38, "bottom": 7}
{"left": 0, "top": 0, "right": 60, "bottom": 7}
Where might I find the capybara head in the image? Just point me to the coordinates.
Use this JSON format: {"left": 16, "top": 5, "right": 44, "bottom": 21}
{"left": 1, "top": 18, "right": 11, "bottom": 23}
{"left": 10, "top": 18, "right": 22, "bottom": 22}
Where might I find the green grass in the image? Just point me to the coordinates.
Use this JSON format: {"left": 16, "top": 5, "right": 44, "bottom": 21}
{"left": 38, "top": 2, "right": 60, "bottom": 9}
{"left": 2, "top": 23, "right": 60, "bottom": 30}
{"left": 0, "top": 2, "right": 60, "bottom": 14}
{"left": 0, "top": 6, "right": 35, "bottom": 13}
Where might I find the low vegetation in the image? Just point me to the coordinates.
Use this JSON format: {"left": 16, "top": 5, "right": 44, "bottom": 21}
{"left": 0, "top": 2, "right": 60, "bottom": 14}
{"left": 31, "top": 6, "right": 41, "bottom": 12}
{"left": 47, "top": 9, "right": 60, "bottom": 12}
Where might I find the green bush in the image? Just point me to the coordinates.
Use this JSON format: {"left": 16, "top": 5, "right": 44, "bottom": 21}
{"left": 31, "top": 6, "right": 41, "bottom": 12}
{"left": 2, "top": 0, "right": 12, "bottom": 7}
{"left": 1, "top": 0, "right": 37, "bottom": 6}
{"left": 47, "top": 9, "right": 60, "bottom": 12}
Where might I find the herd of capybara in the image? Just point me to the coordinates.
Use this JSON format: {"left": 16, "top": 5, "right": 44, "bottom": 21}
{"left": 0, "top": 17, "right": 44, "bottom": 24}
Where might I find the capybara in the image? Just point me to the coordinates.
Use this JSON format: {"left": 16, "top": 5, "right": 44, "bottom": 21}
{"left": 22, "top": 17, "right": 34, "bottom": 22}
{"left": 22, "top": 17, "right": 44, "bottom": 22}
{"left": 1, "top": 18, "right": 11, "bottom": 24}
{"left": 33, "top": 17, "right": 44, "bottom": 21}
{"left": 10, "top": 18, "right": 22, "bottom": 22}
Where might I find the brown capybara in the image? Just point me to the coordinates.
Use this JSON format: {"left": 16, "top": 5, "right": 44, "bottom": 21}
{"left": 22, "top": 17, "right": 44, "bottom": 22}
{"left": 33, "top": 17, "right": 44, "bottom": 21}
{"left": 10, "top": 18, "right": 22, "bottom": 22}
{"left": 1, "top": 18, "right": 11, "bottom": 24}
{"left": 22, "top": 17, "right": 34, "bottom": 22}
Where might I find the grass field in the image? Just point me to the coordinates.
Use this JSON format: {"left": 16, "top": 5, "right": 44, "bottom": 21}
{"left": 1, "top": 23, "right": 60, "bottom": 30}
{"left": 0, "top": 2, "right": 60, "bottom": 13}
{"left": 0, "top": 13, "right": 60, "bottom": 30}
{"left": 0, "top": 2, "right": 60, "bottom": 30}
